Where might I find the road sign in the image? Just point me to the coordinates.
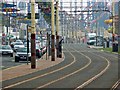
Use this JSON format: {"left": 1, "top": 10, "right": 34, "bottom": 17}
{"left": 2, "top": 8, "right": 20, "bottom": 12}
{"left": 2, "top": 3, "right": 16, "bottom": 8}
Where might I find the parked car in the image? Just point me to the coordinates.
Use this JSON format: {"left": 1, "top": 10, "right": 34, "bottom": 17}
{"left": 10, "top": 41, "right": 16, "bottom": 48}
{"left": 42, "top": 46, "right": 47, "bottom": 54}
{"left": 24, "top": 42, "right": 31, "bottom": 48}
{"left": 24, "top": 42, "right": 43, "bottom": 58}
{"left": 36, "top": 44, "right": 42, "bottom": 58}
{"left": 16, "top": 39, "right": 23, "bottom": 43}
{"left": 15, "top": 47, "right": 31, "bottom": 62}
{"left": 13, "top": 42, "right": 24, "bottom": 52}
{"left": 0, "top": 45, "right": 13, "bottom": 57}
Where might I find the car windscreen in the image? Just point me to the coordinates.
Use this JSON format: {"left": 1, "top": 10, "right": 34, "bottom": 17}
{"left": 89, "top": 37, "right": 95, "bottom": 40}
{"left": 24, "top": 42, "right": 31, "bottom": 45}
{"left": 2, "top": 45, "right": 11, "bottom": 50}
{"left": 15, "top": 43, "right": 23, "bottom": 45}
{"left": 17, "top": 48, "right": 31, "bottom": 52}
{"left": 17, "top": 48, "right": 27, "bottom": 52}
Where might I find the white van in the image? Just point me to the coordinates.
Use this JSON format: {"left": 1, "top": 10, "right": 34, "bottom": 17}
{"left": 87, "top": 33, "right": 96, "bottom": 45}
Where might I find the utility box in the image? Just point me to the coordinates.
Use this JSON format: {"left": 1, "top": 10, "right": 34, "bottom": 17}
{"left": 112, "top": 42, "right": 118, "bottom": 52}
{"left": 103, "top": 42, "right": 107, "bottom": 48}
{"left": 107, "top": 41, "right": 109, "bottom": 48}
{"left": 58, "top": 38, "right": 63, "bottom": 58}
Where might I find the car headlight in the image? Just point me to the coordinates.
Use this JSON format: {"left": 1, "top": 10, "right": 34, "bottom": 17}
{"left": 28, "top": 53, "right": 31, "bottom": 57}
{"left": 8, "top": 51, "right": 13, "bottom": 53}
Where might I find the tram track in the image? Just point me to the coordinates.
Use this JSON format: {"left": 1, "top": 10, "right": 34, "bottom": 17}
{"left": 2, "top": 44, "right": 118, "bottom": 89}
{"left": 71, "top": 44, "right": 118, "bottom": 89}
{"left": 3, "top": 45, "right": 91, "bottom": 89}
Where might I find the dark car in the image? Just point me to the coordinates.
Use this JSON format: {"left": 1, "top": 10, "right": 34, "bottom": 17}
{"left": 0, "top": 45, "right": 13, "bottom": 57}
{"left": 15, "top": 47, "right": 31, "bottom": 62}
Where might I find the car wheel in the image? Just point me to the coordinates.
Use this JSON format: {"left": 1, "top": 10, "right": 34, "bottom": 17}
{"left": 10, "top": 53, "right": 13, "bottom": 57}
{"left": 15, "top": 57, "right": 19, "bottom": 62}
{"left": 29, "top": 57, "right": 31, "bottom": 61}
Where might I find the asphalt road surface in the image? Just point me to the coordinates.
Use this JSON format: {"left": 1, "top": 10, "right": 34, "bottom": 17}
{"left": 2, "top": 43, "right": 119, "bottom": 89}
{"left": 1, "top": 55, "right": 24, "bottom": 70}
{"left": 1, "top": 53, "right": 40, "bottom": 70}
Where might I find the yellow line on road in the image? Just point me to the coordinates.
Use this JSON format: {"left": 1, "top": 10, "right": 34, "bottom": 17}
{"left": 33, "top": 46, "right": 92, "bottom": 89}
{"left": 2, "top": 54, "right": 63, "bottom": 81}
{"left": 75, "top": 51, "right": 111, "bottom": 89}
{"left": 2, "top": 63, "right": 26, "bottom": 71}
{"left": 111, "top": 79, "right": 120, "bottom": 90}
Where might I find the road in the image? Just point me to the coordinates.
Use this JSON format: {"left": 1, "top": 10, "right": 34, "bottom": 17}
{"left": 1, "top": 53, "right": 41, "bottom": 70}
{"left": 1, "top": 55, "right": 24, "bottom": 70}
{"left": 2, "top": 43, "right": 118, "bottom": 89}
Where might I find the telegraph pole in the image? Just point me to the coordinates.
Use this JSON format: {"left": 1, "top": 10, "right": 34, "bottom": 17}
{"left": 112, "top": 1, "right": 115, "bottom": 43}
{"left": 118, "top": 1, "right": 120, "bottom": 54}
{"left": 51, "top": 0, "right": 55, "bottom": 61}
{"left": 31, "top": 0, "right": 36, "bottom": 69}
{"left": 56, "top": 1, "right": 60, "bottom": 57}
{"left": 96, "top": 19, "right": 98, "bottom": 46}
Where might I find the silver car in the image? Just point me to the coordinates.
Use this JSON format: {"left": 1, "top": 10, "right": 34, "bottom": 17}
{"left": 13, "top": 42, "right": 24, "bottom": 52}
{"left": 0, "top": 45, "right": 13, "bottom": 57}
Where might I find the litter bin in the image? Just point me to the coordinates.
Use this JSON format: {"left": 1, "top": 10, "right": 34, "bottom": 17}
{"left": 58, "top": 42, "right": 62, "bottom": 58}
{"left": 103, "top": 42, "right": 107, "bottom": 48}
{"left": 107, "top": 41, "right": 109, "bottom": 48}
{"left": 58, "top": 38, "right": 63, "bottom": 58}
{"left": 112, "top": 42, "right": 118, "bottom": 52}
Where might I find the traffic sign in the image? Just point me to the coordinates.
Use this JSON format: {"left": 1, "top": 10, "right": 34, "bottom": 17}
{"left": 2, "top": 3, "right": 16, "bottom": 8}
{"left": 2, "top": 8, "right": 20, "bottom": 12}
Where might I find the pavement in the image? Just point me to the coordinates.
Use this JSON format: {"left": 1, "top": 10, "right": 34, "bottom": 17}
{"left": 1, "top": 53, "right": 65, "bottom": 81}
{"left": 87, "top": 45, "right": 103, "bottom": 49}
{"left": 88, "top": 45, "right": 118, "bottom": 55}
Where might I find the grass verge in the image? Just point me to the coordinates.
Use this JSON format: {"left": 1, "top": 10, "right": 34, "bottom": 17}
{"left": 98, "top": 47, "right": 120, "bottom": 54}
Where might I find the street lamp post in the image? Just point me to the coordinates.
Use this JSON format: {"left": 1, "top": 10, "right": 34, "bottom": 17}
{"left": 56, "top": 1, "right": 60, "bottom": 58}
{"left": 106, "top": 11, "right": 115, "bottom": 51}
{"left": 51, "top": 0, "right": 55, "bottom": 61}
{"left": 31, "top": 0, "right": 36, "bottom": 69}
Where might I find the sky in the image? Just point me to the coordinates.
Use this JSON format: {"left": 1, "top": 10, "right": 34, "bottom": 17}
{"left": 2, "top": 0, "right": 115, "bottom": 17}
{"left": 2, "top": 0, "right": 114, "bottom": 17}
